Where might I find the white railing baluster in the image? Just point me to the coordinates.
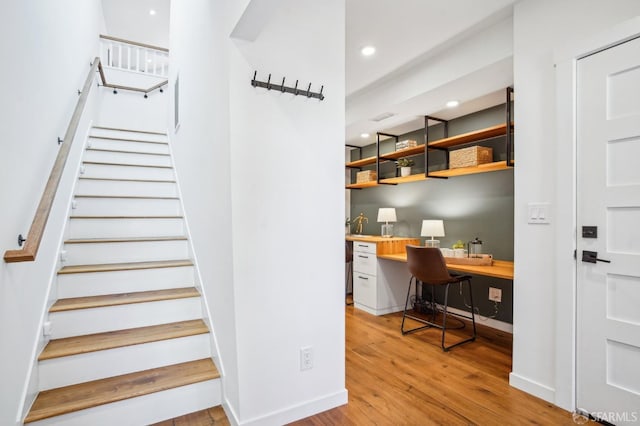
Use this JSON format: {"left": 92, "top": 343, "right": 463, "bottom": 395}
{"left": 99, "top": 35, "right": 169, "bottom": 78}
{"left": 127, "top": 45, "right": 131, "bottom": 70}
{"left": 136, "top": 47, "right": 140, "bottom": 72}
{"left": 118, "top": 43, "right": 122, "bottom": 69}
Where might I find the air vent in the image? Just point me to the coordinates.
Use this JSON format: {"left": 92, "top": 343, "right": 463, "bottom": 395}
{"left": 370, "top": 112, "right": 395, "bottom": 122}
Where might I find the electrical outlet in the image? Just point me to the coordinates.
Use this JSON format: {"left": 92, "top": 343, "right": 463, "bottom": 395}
{"left": 489, "top": 287, "right": 502, "bottom": 303}
{"left": 300, "top": 346, "right": 313, "bottom": 371}
{"left": 43, "top": 321, "right": 52, "bottom": 337}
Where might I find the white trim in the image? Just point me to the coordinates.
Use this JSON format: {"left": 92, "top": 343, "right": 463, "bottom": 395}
{"left": 446, "top": 306, "right": 513, "bottom": 334}
{"left": 509, "top": 372, "right": 556, "bottom": 403}
{"left": 236, "top": 389, "right": 348, "bottom": 426}
{"left": 165, "top": 129, "right": 225, "bottom": 378}
{"left": 554, "top": 15, "right": 640, "bottom": 414}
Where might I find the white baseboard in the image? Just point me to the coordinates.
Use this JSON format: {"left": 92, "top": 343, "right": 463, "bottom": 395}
{"left": 228, "top": 389, "right": 348, "bottom": 426}
{"left": 446, "top": 306, "right": 513, "bottom": 333}
{"left": 509, "top": 372, "right": 556, "bottom": 403}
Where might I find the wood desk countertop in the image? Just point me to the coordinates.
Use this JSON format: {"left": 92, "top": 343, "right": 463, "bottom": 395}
{"left": 377, "top": 252, "right": 514, "bottom": 280}
{"left": 346, "top": 235, "right": 420, "bottom": 256}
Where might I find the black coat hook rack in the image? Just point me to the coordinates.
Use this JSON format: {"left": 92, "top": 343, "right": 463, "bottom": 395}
{"left": 251, "top": 71, "right": 325, "bottom": 101}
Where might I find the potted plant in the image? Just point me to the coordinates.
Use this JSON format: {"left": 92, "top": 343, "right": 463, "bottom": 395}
{"left": 396, "top": 158, "right": 414, "bottom": 177}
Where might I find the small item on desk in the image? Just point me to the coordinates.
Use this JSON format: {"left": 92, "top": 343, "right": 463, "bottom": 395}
{"left": 352, "top": 212, "right": 368, "bottom": 235}
{"left": 468, "top": 237, "right": 483, "bottom": 258}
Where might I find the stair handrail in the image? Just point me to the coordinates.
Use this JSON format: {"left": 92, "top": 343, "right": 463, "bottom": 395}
{"left": 4, "top": 58, "right": 102, "bottom": 263}
{"left": 97, "top": 60, "right": 168, "bottom": 94}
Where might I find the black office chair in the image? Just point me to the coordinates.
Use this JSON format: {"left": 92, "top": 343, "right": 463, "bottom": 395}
{"left": 401, "top": 246, "right": 476, "bottom": 351}
{"left": 345, "top": 241, "right": 354, "bottom": 305}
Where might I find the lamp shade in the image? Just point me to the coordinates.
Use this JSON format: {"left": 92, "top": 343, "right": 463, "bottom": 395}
{"left": 377, "top": 208, "right": 397, "bottom": 223}
{"left": 420, "top": 220, "right": 445, "bottom": 237}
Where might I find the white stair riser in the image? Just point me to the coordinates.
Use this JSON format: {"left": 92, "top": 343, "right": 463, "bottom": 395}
{"left": 63, "top": 240, "right": 189, "bottom": 265}
{"left": 81, "top": 163, "right": 175, "bottom": 181}
{"left": 83, "top": 150, "right": 172, "bottom": 167}
{"left": 90, "top": 128, "right": 168, "bottom": 143}
{"left": 27, "top": 378, "right": 221, "bottom": 426}
{"left": 67, "top": 218, "right": 184, "bottom": 239}
{"left": 76, "top": 179, "right": 178, "bottom": 197}
{"left": 88, "top": 138, "right": 169, "bottom": 155}
{"left": 39, "top": 334, "right": 211, "bottom": 390}
{"left": 57, "top": 266, "right": 194, "bottom": 298}
{"left": 72, "top": 197, "right": 182, "bottom": 216}
{"left": 48, "top": 298, "right": 202, "bottom": 339}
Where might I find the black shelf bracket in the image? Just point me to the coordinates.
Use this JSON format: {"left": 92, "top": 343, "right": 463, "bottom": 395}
{"left": 251, "top": 71, "right": 325, "bottom": 101}
{"left": 506, "top": 86, "right": 515, "bottom": 167}
{"left": 377, "top": 132, "right": 398, "bottom": 184}
{"left": 424, "top": 115, "right": 449, "bottom": 179}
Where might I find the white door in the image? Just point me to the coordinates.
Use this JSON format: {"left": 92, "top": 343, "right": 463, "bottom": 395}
{"left": 577, "top": 36, "right": 640, "bottom": 425}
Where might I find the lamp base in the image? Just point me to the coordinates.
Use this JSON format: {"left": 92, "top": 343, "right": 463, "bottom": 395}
{"left": 381, "top": 224, "right": 394, "bottom": 237}
{"left": 425, "top": 239, "right": 440, "bottom": 248}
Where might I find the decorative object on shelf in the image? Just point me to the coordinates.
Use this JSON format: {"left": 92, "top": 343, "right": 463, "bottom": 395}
{"left": 450, "top": 146, "right": 493, "bottom": 169}
{"left": 377, "top": 208, "right": 397, "bottom": 237}
{"left": 421, "top": 220, "right": 445, "bottom": 248}
{"left": 395, "top": 139, "right": 417, "bottom": 151}
{"left": 468, "top": 237, "right": 483, "bottom": 258}
{"left": 352, "top": 212, "right": 368, "bottom": 235}
{"left": 445, "top": 253, "right": 493, "bottom": 266}
{"left": 356, "top": 170, "right": 377, "bottom": 183}
{"left": 250, "top": 71, "right": 324, "bottom": 100}
{"left": 396, "top": 158, "right": 414, "bottom": 177}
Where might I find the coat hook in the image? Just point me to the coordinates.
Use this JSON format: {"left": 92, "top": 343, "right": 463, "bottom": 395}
{"left": 267, "top": 74, "right": 272, "bottom": 90}
{"left": 252, "top": 70, "right": 257, "bottom": 87}
{"left": 319, "top": 85, "right": 324, "bottom": 99}
{"left": 306, "top": 83, "right": 312, "bottom": 97}
{"left": 281, "top": 77, "right": 286, "bottom": 92}
{"left": 294, "top": 80, "right": 299, "bottom": 95}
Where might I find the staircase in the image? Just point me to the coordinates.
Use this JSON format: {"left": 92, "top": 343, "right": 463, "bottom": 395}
{"left": 24, "top": 126, "right": 222, "bottom": 425}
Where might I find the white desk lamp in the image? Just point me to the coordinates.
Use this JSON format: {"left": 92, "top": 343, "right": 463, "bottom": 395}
{"left": 377, "top": 208, "right": 397, "bottom": 237}
{"left": 421, "top": 220, "right": 445, "bottom": 248}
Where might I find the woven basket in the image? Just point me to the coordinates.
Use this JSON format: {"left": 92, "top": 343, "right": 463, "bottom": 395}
{"left": 450, "top": 146, "right": 493, "bottom": 169}
{"left": 356, "top": 170, "right": 377, "bottom": 183}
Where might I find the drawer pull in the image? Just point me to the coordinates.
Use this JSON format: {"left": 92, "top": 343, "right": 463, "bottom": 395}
{"left": 357, "top": 244, "right": 368, "bottom": 247}
{"left": 357, "top": 255, "right": 369, "bottom": 259}
{"left": 358, "top": 275, "right": 369, "bottom": 280}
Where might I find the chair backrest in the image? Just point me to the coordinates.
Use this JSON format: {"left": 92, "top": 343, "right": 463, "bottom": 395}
{"left": 346, "top": 241, "right": 353, "bottom": 263}
{"left": 406, "top": 245, "right": 451, "bottom": 285}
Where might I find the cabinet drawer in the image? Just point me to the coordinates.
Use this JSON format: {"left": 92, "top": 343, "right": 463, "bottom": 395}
{"left": 353, "top": 252, "right": 376, "bottom": 275}
{"left": 353, "top": 273, "right": 376, "bottom": 308}
{"left": 353, "top": 242, "right": 376, "bottom": 254}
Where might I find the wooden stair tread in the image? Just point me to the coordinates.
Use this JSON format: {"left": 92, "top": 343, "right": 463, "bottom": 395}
{"left": 86, "top": 147, "right": 170, "bottom": 156}
{"left": 88, "top": 135, "right": 168, "bottom": 145}
{"left": 69, "top": 215, "right": 183, "bottom": 219}
{"left": 24, "top": 358, "right": 219, "bottom": 423}
{"left": 65, "top": 236, "right": 187, "bottom": 244}
{"left": 78, "top": 177, "right": 176, "bottom": 183}
{"left": 39, "top": 319, "right": 208, "bottom": 360}
{"left": 50, "top": 287, "right": 200, "bottom": 312}
{"left": 92, "top": 126, "right": 167, "bottom": 136}
{"left": 73, "top": 195, "right": 179, "bottom": 200}
{"left": 58, "top": 259, "right": 193, "bottom": 274}
{"left": 83, "top": 161, "right": 172, "bottom": 169}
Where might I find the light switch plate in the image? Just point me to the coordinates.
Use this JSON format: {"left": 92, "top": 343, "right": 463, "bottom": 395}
{"left": 528, "top": 202, "right": 551, "bottom": 224}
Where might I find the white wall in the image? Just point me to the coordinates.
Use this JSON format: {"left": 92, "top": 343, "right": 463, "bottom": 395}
{"left": 168, "top": 0, "right": 241, "bottom": 416}
{"left": 170, "top": 0, "right": 346, "bottom": 424}
{"left": 511, "top": 0, "right": 640, "bottom": 409}
{"left": 0, "top": 1, "right": 104, "bottom": 424}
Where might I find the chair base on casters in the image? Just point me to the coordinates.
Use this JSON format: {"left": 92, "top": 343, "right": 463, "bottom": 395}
{"left": 401, "top": 277, "right": 477, "bottom": 351}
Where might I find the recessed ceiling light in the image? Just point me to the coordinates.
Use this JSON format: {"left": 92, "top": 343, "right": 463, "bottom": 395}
{"left": 360, "top": 133, "right": 370, "bottom": 138}
{"left": 147, "top": 58, "right": 153, "bottom": 63}
{"left": 149, "top": 9, "right": 156, "bottom": 15}
{"left": 361, "top": 46, "right": 376, "bottom": 56}
{"left": 446, "top": 100, "right": 460, "bottom": 108}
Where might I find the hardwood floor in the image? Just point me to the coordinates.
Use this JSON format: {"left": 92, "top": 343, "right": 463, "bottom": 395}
{"left": 163, "top": 304, "right": 574, "bottom": 425}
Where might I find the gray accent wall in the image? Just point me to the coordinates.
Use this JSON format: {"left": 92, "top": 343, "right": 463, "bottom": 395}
{"left": 348, "top": 104, "right": 514, "bottom": 324}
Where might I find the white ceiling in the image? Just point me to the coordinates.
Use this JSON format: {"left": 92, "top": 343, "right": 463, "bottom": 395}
{"left": 102, "top": 0, "right": 170, "bottom": 48}
{"left": 100, "top": 0, "right": 516, "bottom": 146}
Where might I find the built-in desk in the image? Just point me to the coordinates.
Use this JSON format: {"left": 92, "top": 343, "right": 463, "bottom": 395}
{"left": 347, "top": 235, "right": 514, "bottom": 316}
{"left": 378, "top": 253, "right": 514, "bottom": 280}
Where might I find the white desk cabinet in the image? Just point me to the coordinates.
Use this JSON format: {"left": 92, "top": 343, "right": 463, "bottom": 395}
{"left": 348, "top": 236, "right": 419, "bottom": 316}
